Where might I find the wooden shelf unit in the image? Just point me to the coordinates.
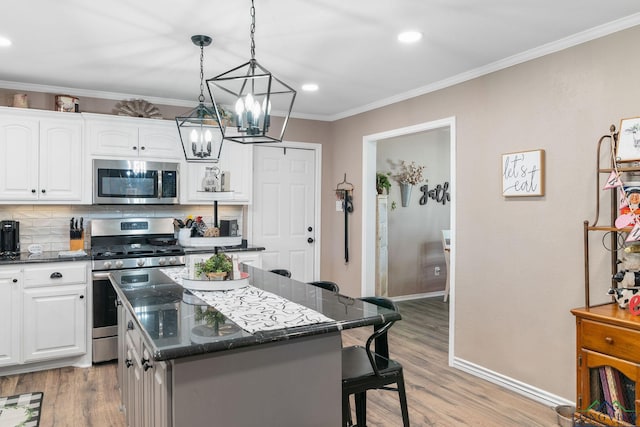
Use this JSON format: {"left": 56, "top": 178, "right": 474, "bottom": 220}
{"left": 574, "top": 126, "right": 640, "bottom": 426}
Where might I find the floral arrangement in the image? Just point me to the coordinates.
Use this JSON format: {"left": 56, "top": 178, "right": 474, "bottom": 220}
{"left": 195, "top": 253, "right": 233, "bottom": 280}
{"left": 396, "top": 161, "right": 425, "bottom": 185}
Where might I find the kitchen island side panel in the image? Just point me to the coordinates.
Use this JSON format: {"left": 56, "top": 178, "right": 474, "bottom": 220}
{"left": 172, "top": 332, "right": 342, "bottom": 427}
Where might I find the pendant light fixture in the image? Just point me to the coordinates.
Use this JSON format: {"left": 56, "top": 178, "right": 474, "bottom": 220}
{"left": 176, "top": 35, "right": 224, "bottom": 162}
{"left": 207, "top": 0, "right": 296, "bottom": 144}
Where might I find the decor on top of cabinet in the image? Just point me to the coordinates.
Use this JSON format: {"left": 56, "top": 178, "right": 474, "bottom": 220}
{"left": 394, "top": 160, "right": 425, "bottom": 207}
{"left": 113, "top": 99, "right": 162, "bottom": 119}
{"left": 206, "top": 0, "right": 296, "bottom": 144}
{"left": 501, "top": 149, "right": 545, "bottom": 197}
{"left": 175, "top": 35, "right": 224, "bottom": 163}
{"left": 55, "top": 95, "right": 79, "bottom": 112}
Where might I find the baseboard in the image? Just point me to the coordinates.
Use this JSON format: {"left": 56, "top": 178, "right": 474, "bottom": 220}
{"left": 452, "top": 357, "right": 574, "bottom": 408}
{"left": 390, "top": 290, "right": 445, "bottom": 302}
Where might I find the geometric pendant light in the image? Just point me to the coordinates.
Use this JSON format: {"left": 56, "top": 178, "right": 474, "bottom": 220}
{"left": 176, "top": 35, "right": 225, "bottom": 162}
{"left": 207, "top": 0, "right": 296, "bottom": 144}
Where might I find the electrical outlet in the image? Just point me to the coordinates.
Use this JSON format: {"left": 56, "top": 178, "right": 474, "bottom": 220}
{"left": 434, "top": 266, "right": 441, "bottom": 276}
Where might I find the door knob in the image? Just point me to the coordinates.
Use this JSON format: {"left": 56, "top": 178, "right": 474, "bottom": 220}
{"left": 79, "top": 295, "right": 84, "bottom": 299}
{"left": 307, "top": 237, "right": 314, "bottom": 244}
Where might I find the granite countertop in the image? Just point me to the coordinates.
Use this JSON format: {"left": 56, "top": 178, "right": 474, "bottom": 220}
{"left": 110, "top": 265, "right": 400, "bottom": 361}
{"left": 0, "top": 250, "right": 91, "bottom": 265}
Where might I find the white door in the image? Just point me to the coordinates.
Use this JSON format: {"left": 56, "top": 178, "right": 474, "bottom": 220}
{"left": 252, "top": 146, "right": 316, "bottom": 282}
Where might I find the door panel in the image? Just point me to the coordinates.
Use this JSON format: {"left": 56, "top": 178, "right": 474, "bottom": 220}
{"left": 252, "top": 146, "right": 316, "bottom": 282}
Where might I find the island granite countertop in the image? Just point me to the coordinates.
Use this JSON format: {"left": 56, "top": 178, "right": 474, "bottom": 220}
{"left": 110, "top": 265, "right": 400, "bottom": 361}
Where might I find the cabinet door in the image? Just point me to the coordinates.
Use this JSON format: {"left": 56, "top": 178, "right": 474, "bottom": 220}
{"left": 0, "top": 268, "right": 22, "bottom": 367}
{"left": 235, "top": 252, "right": 263, "bottom": 269}
{"left": 151, "top": 358, "right": 171, "bottom": 427}
{"left": 125, "top": 332, "right": 143, "bottom": 427}
{"left": 138, "top": 122, "right": 183, "bottom": 160}
{"left": 39, "top": 117, "right": 83, "bottom": 201}
{"left": 87, "top": 119, "right": 139, "bottom": 157}
{"left": 0, "top": 116, "right": 39, "bottom": 201}
{"left": 22, "top": 284, "right": 87, "bottom": 362}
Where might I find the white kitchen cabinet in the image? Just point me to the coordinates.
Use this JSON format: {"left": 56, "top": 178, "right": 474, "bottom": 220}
{"left": 84, "top": 113, "right": 182, "bottom": 160}
{"left": 122, "top": 309, "right": 171, "bottom": 427}
{"left": 182, "top": 142, "right": 253, "bottom": 204}
{"left": 22, "top": 262, "right": 88, "bottom": 362}
{"left": 0, "top": 267, "right": 22, "bottom": 367}
{"left": 0, "top": 108, "right": 84, "bottom": 203}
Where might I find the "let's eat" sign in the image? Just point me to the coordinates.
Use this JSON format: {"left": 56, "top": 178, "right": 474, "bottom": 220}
{"left": 501, "top": 149, "right": 545, "bottom": 197}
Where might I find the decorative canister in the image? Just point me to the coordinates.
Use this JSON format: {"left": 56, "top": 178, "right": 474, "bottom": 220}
{"left": 12, "top": 93, "right": 28, "bottom": 108}
{"left": 55, "top": 95, "right": 79, "bottom": 112}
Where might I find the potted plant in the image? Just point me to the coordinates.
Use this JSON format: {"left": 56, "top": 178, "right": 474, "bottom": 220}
{"left": 195, "top": 253, "right": 233, "bottom": 280}
{"left": 376, "top": 172, "right": 392, "bottom": 195}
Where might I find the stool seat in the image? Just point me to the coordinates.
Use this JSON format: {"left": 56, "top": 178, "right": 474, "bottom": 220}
{"left": 308, "top": 280, "right": 340, "bottom": 293}
{"left": 269, "top": 269, "right": 291, "bottom": 278}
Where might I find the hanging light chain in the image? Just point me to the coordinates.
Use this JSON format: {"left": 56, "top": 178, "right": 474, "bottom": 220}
{"left": 250, "top": 0, "right": 256, "bottom": 60}
{"left": 198, "top": 41, "right": 205, "bottom": 103}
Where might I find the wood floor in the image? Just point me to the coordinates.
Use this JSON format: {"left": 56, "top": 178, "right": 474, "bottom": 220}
{"left": 0, "top": 298, "right": 559, "bottom": 426}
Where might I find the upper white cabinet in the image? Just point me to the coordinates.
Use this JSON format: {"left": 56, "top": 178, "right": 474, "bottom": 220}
{"left": 84, "top": 113, "right": 182, "bottom": 160}
{"left": 0, "top": 108, "right": 84, "bottom": 203}
{"left": 182, "top": 142, "right": 253, "bottom": 204}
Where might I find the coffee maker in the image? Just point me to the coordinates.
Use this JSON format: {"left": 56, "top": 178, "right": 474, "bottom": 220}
{"left": 0, "top": 221, "right": 20, "bottom": 254}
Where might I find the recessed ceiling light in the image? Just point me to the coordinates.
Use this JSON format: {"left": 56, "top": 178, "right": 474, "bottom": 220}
{"left": 302, "top": 83, "right": 319, "bottom": 92}
{"left": 0, "top": 36, "right": 11, "bottom": 47}
{"left": 397, "top": 31, "right": 422, "bottom": 44}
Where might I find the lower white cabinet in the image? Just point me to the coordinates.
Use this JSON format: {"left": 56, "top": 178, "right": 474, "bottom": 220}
{"left": 0, "top": 268, "right": 22, "bottom": 367}
{"left": 122, "top": 309, "right": 172, "bottom": 427}
{"left": 0, "top": 262, "right": 88, "bottom": 369}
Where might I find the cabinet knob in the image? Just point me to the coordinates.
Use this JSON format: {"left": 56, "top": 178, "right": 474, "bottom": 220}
{"left": 12, "top": 278, "right": 17, "bottom": 283}
{"left": 127, "top": 320, "right": 134, "bottom": 330}
{"left": 31, "top": 189, "right": 36, "bottom": 194}
{"left": 605, "top": 336, "right": 614, "bottom": 344}
{"left": 142, "top": 358, "right": 152, "bottom": 371}
{"left": 140, "top": 146, "right": 145, "bottom": 151}
{"left": 125, "top": 359, "right": 133, "bottom": 368}
{"left": 132, "top": 146, "right": 137, "bottom": 150}
{"left": 114, "top": 299, "right": 122, "bottom": 307}
{"left": 79, "top": 295, "right": 84, "bottom": 299}
{"left": 50, "top": 272, "right": 63, "bottom": 279}
{"left": 41, "top": 189, "right": 46, "bottom": 194}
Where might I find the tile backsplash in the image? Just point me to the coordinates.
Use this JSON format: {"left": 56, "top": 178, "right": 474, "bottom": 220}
{"left": 0, "top": 204, "right": 244, "bottom": 252}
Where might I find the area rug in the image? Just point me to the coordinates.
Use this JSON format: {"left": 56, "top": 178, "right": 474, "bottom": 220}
{"left": 0, "top": 392, "right": 43, "bottom": 427}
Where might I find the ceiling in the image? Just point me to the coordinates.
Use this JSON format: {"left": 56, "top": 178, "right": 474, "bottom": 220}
{"left": 1, "top": 1, "right": 639, "bottom": 121}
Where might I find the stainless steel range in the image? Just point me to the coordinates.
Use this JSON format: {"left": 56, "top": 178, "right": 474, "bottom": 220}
{"left": 91, "top": 217, "right": 185, "bottom": 363}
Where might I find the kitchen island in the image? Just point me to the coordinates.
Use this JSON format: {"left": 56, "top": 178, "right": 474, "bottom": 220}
{"left": 110, "top": 265, "right": 400, "bottom": 427}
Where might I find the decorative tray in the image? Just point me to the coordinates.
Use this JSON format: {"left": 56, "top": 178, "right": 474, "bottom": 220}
{"left": 181, "top": 272, "right": 250, "bottom": 291}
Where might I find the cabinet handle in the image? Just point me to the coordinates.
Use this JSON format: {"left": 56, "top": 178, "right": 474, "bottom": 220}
{"left": 142, "top": 358, "right": 152, "bottom": 371}
{"left": 125, "top": 359, "right": 133, "bottom": 368}
{"left": 50, "top": 272, "right": 63, "bottom": 279}
{"left": 114, "top": 299, "right": 122, "bottom": 307}
{"left": 604, "top": 337, "right": 614, "bottom": 344}
{"left": 127, "top": 320, "right": 134, "bottom": 330}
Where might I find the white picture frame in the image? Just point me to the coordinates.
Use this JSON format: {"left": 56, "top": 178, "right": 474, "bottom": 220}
{"left": 501, "top": 149, "right": 545, "bottom": 197}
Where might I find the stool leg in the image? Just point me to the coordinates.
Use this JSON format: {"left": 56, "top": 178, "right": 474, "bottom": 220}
{"left": 342, "top": 392, "right": 351, "bottom": 427}
{"left": 397, "top": 375, "right": 410, "bottom": 427}
{"left": 355, "top": 391, "right": 367, "bottom": 427}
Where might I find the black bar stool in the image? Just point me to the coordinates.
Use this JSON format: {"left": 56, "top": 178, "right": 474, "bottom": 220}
{"left": 341, "top": 297, "right": 410, "bottom": 426}
{"left": 308, "top": 280, "right": 340, "bottom": 293}
{"left": 269, "top": 269, "right": 291, "bottom": 278}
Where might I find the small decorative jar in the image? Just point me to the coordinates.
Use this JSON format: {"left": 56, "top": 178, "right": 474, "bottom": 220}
{"left": 202, "top": 166, "right": 220, "bottom": 192}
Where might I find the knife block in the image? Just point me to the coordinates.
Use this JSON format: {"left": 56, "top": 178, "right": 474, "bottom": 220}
{"left": 70, "top": 233, "right": 84, "bottom": 251}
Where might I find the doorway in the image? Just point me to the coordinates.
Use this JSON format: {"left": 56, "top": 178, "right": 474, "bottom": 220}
{"left": 249, "top": 142, "right": 322, "bottom": 282}
{"left": 362, "top": 117, "right": 456, "bottom": 365}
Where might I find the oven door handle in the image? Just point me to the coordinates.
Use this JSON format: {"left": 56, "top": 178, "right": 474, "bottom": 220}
{"left": 92, "top": 271, "right": 112, "bottom": 280}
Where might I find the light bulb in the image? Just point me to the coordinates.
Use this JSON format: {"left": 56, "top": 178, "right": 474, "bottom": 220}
{"left": 190, "top": 129, "right": 198, "bottom": 143}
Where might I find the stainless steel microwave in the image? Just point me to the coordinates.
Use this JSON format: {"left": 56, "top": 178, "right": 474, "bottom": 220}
{"left": 93, "top": 159, "right": 179, "bottom": 205}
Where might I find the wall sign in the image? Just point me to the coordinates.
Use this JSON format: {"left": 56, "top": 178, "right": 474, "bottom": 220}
{"left": 501, "top": 149, "right": 545, "bottom": 197}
